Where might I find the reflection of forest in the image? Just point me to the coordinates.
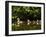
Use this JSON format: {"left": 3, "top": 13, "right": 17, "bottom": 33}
{"left": 12, "top": 6, "right": 41, "bottom": 31}
{"left": 12, "top": 20, "right": 41, "bottom": 31}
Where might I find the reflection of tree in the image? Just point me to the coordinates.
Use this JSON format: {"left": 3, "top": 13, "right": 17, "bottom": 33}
{"left": 12, "top": 6, "right": 41, "bottom": 23}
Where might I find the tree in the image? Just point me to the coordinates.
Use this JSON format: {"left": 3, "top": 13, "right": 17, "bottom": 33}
{"left": 12, "top": 6, "right": 41, "bottom": 23}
